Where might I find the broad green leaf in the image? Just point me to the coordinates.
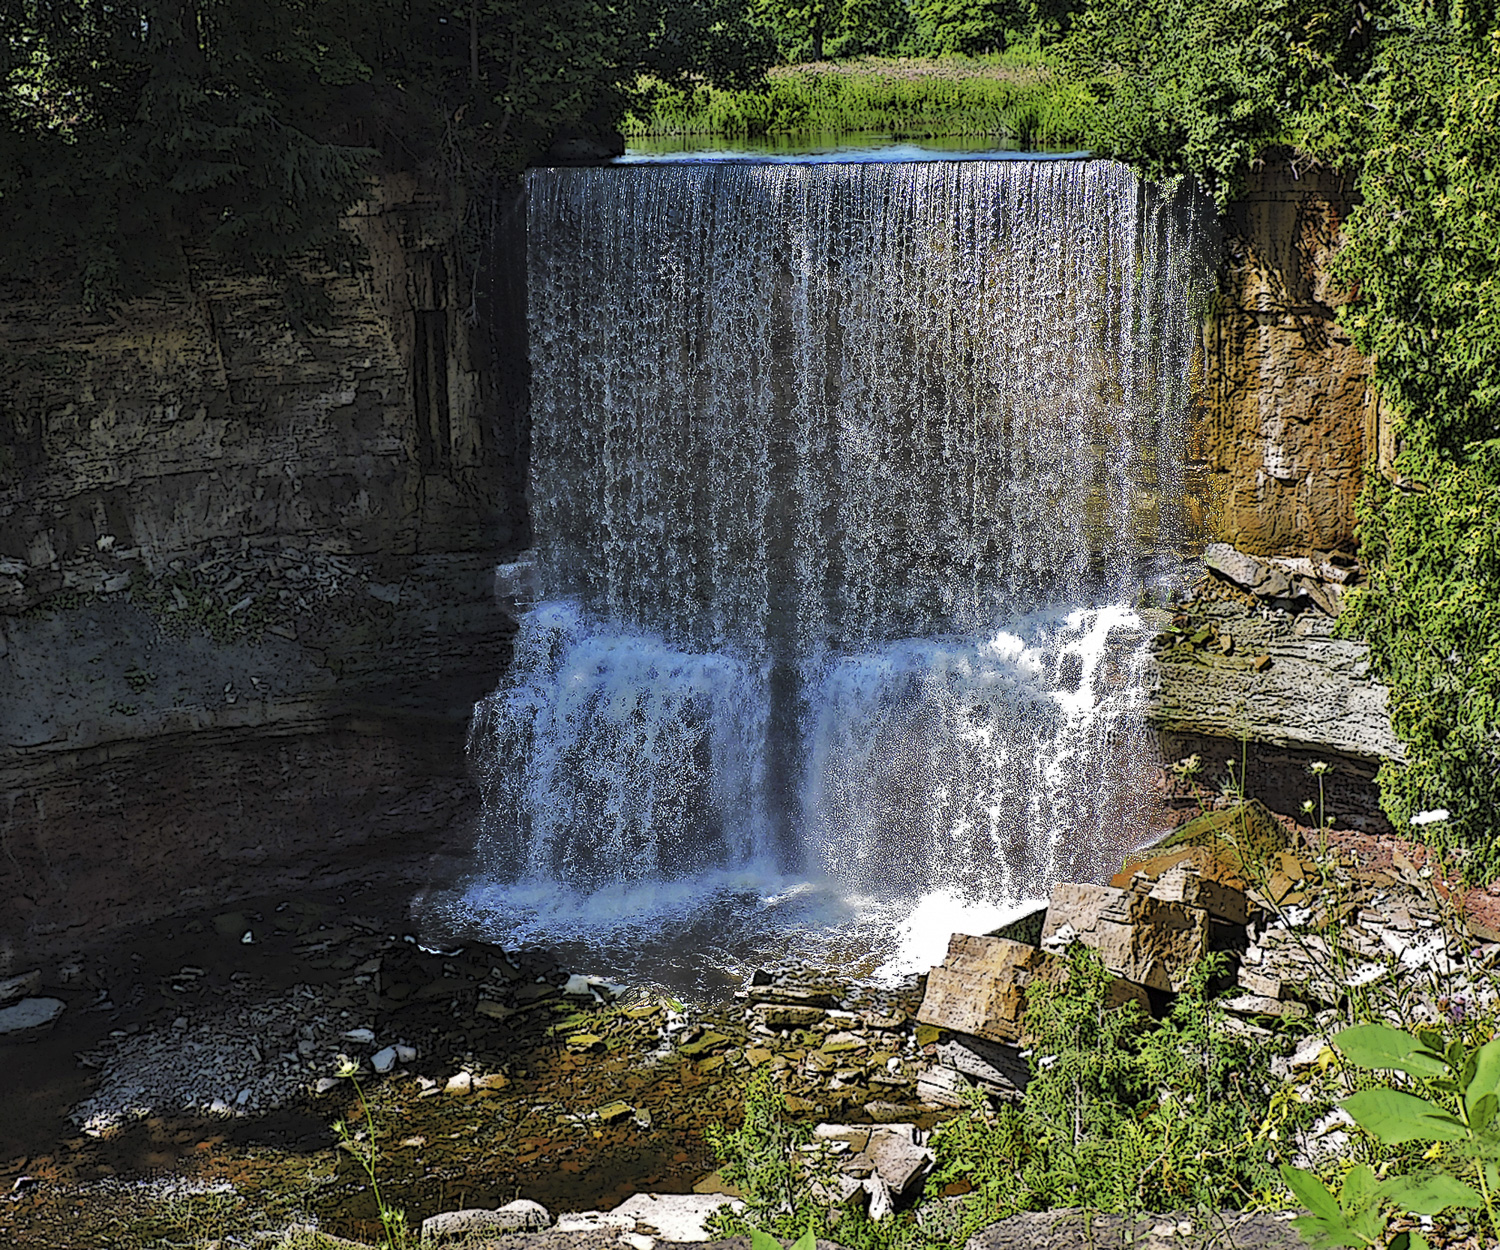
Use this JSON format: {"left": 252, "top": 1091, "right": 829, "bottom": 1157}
{"left": 1341, "top": 1164, "right": 1383, "bottom": 1215}
{"left": 1281, "top": 1164, "right": 1343, "bottom": 1222}
{"left": 1335, "top": 1024, "right": 1448, "bottom": 1077}
{"left": 1382, "top": 1171, "right": 1483, "bottom": 1215}
{"left": 1469, "top": 1091, "right": 1498, "bottom": 1131}
{"left": 1341, "top": 1089, "right": 1469, "bottom": 1143}
{"left": 1466, "top": 1039, "right": 1500, "bottom": 1113}
{"left": 750, "top": 1230, "right": 781, "bottom": 1250}
{"left": 1288, "top": 1212, "right": 1372, "bottom": 1250}
{"left": 1410, "top": 1233, "right": 1431, "bottom": 1250}
{"left": 790, "top": 1231, "right": 817, "bottom": 1250}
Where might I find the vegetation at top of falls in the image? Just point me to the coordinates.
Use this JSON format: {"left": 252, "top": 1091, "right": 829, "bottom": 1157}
{"left": 622, "top": 56, "right": 1094, "bottom": 147}
{"left": 0, "top": 0, "right": 769, "bottom": 306}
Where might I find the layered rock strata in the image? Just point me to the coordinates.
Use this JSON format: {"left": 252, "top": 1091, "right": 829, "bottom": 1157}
{"left": 0, "top": 177, "right": 528, "bottom": 963}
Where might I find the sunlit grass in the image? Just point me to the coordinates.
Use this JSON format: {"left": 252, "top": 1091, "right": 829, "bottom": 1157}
{"left": 622, "top": 55, "right": 1096, "bottom": 149}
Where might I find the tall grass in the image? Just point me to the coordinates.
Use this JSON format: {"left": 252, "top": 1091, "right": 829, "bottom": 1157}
{"left": 622, "top": 58, "right": 1096, "bottom": 149}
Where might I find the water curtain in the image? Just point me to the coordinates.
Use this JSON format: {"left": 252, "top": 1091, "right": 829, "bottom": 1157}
{"left": 471, "top": 158, "right": 1207, "bottom": 912}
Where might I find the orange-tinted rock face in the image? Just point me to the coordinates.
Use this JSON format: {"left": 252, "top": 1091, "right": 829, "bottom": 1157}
{"left": 1188, "top": 165, "right": 1383, "bottom": 558}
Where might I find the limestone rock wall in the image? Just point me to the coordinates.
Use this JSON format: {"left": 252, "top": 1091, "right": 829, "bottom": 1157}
{"left": 1162, "top": 164, "right": 1399, "bottom": 824}
{"left": 0, "top": 176, "right": 528, "bottom": 965}
{"left": 1187, "top": 164, "right": 1387, "bottom": 558}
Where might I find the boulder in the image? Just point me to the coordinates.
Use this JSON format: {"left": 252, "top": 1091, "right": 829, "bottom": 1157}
{"left": 1203, "top": 543, "right": 1269, "bottom": 590}
{"left": 915, "top": 935, "right": 1053, "bottom": 1043}
{"left": 609, "top": 1193, "right": 744, "bottom": 1241}
{"left": 0, "top": 997, "right": 65, "bottom": 1040}
{"left": 1042, "top": 883, "right": 1208, "bottom": 992}
{"left": 421, "top": 1199, "right": 552, "bottom": 1242}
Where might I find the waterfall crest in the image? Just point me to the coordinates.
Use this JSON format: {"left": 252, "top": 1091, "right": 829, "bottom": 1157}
{"left": 460, "top": 157, "right": 1208, "bottom": 973}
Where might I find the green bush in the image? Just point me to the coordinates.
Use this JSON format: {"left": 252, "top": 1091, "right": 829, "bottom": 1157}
{"left": 1321, "top": 22, "right": 1500, "bottom": 870}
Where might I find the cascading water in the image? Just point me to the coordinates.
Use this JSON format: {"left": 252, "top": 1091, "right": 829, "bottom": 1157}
{"left": 449, "top": 156, "right": 1209, "bottom": 986}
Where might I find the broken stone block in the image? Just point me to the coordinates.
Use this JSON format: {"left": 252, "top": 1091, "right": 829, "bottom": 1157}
{"left": 1042, "top": 882, "right": 1208, "bottom": 992}
{"left": 1204, "top": 543, "right": 1269, "bottom": 590}
{"left": 1222, "top": 994, "right": 1310, "bottom": 1020}
{"left": 916, "top": 1065, "right": 973, "bottom": 1109}
{"left": 937, "top": 1036, "right": 1029, "bottom": 1101}
{"left": 1144, "top": 864, "right": 1252, "bottom": 926}
{"left": 915, "top": 934, "right": 1052, "bottom": 1043}
{"left": 1237, "top": 968, "right": 1283, "bottom": 998}
{"left": 610, "top": 1193, "right": 744, "bottom": 1241}
{"left": 752, "top": 1002, "right": 827, "bottom": 1029}
{"left": 865, "top": 1128, "right": 933, "bottom": 1196}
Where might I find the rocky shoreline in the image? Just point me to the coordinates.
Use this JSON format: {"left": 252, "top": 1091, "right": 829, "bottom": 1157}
{"left": 4, "top": 794, "right": 1497, "bottom": 1250}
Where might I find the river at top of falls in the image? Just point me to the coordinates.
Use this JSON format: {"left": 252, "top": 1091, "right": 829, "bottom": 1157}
{"left": 438, "top": 156, "right": 1211, "bottom": 994}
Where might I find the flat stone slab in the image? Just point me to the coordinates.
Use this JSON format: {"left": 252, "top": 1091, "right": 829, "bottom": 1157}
{"left": 609, "top": 1194, "right": 745, "bottom": 1242}
{"left": 0, "top": 996, "right": 65, "bottom": 1040}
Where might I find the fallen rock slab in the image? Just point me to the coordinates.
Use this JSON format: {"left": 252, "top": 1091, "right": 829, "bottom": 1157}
{"left": 0, "top": 970, "right": 42, "bottom": 1006}
{"left": 610, "top": 1194, "right": 745, "bottom": 1241}
{"left": 937, "top": 1035, "right": 1030, "bottom": 1100}
{"left": 1042, "top": 884, "right": 1207, "bottom": 992}
{"left": 0, "top": 996, "right": 66, "bottom": 1040}
{"left": 422, "top": 1200, "right": 553, "bottom": 1242}
{"left": 915, "top": 935, "right": 1051, "bottom": 1043}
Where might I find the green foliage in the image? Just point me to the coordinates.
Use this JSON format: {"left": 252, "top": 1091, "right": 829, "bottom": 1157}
{"left": 1319, "top": 24, "right": 1500, "bottom": 866}
{"left": 706, "top": 1068, "right": 814, "bottom": 1232}
{"left": 1054, "top": 0, "right": 1372, "bottom": 207}
{"left": 0, "top": 0, "right": 769, "bottom": 305}
{"left": 928, "top": 946, "right": 1301, "bottom": 1227}
{"left": 332, "top": 1063, "right": 410, "bottom": 1249}
{"left": 1283, "top": 1023, "right": 1500, "bottom": 1247}
{"left": 912, "top": 0, "right": 1026, "bottom": 55}
{"left": 625, "top": 60, "right": 1093, "bottom": 146}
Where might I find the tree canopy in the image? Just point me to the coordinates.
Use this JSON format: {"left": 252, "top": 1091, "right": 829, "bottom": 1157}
{"left": 0, "top": 0, "right": 769, "bottom": 301}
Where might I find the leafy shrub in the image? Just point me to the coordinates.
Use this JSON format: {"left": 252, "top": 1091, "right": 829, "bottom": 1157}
{"left": 1321, "top": 23, "right": 1500, "bottom": 870}
{"left": 929, "top": 945, "right": 1302, "bottom": 1226}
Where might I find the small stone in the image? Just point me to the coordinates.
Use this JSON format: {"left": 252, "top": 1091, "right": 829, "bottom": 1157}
{"left": 342, "top": 1028, "right": 375, "bottom": 1044}
{"left": 0, "top": 971, "right": 42, "bottom": 1007}
{"left": 751, "top": 1003, "right": 826, "bottom": 1029}
{"left": 621, "top": 1234, "right": 656, "bottom": 1250}
{"left": 444, "top": 1071, "right": 473, "bottom": 1096}
{"left": 314, "top": 1077, "right": 340, "bottom": 1095}
{"left": 0, "top": 997, "right": 65, "bottom": 1040}
{"left": 595, "top": 1100, "right": 634, "bottom": 1124}
{"left": 235, "top": 1088, "right": 251, "bottom": 1106}
{"left": 474, "top": 1072, "right": 510, "bottom": 1090}
{"left": 395, "top": 1044, "right": 418, "bottom": 1062}
{"left": 371, "top": 1046, "right": 398, "bottom": 1074}
{"left": 563, "top": 974, "right": 593, "bottom": 996}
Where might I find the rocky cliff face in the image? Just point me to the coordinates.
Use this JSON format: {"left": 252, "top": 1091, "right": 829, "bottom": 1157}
{"left": 1187, "top": 165, "right": 1387, "bottom": 558}
{"left": 1160, "top": 164, "right": 1398, "bottom": 830}
{"left": 0, "top": 177, "right": 527, "bottom": 966}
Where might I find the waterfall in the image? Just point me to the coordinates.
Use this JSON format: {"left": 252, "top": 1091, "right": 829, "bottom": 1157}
{"left": 459, "top": 156, "right": 1208, "bottom": 975}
